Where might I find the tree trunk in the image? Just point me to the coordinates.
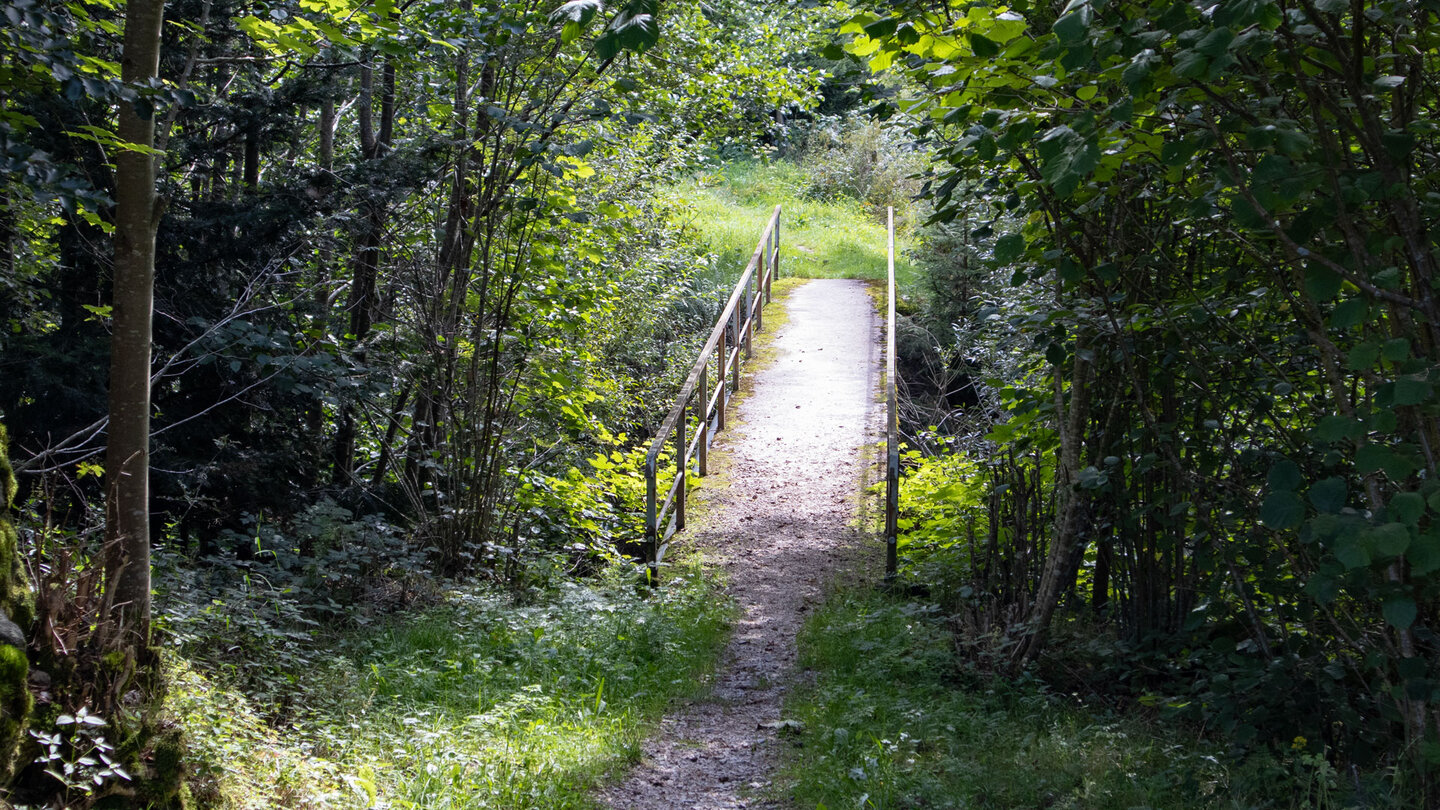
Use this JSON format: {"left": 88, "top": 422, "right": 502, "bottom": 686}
{"left": 319, "top": 97, "right": 335, "bottom": 173}
{"left": 100, "top": 0, "right": 164, "bottom": 663}
{"left": 1012, "top": 343, "right": 1092, "bottom": 669}
{"left": 333, "top": 56, "right": 395, "bottom": 485}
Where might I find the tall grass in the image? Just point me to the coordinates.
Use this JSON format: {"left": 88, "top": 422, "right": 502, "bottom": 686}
{"left": 168, "top": 563, "right": 733, "bottom": 809}
{"left": 672, "top": 161, "right": 920, "bottom": 290}
{"left": 777, "top": 588, "right": 1352, "bottom": 810}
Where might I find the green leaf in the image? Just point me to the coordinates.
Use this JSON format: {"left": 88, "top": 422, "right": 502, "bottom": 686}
{"left": 1123, "top": 49, "right": 1159, "bottom": 88}
{"left": 1314, "top": 415, "right": 1362, "bottom": 442}
{"left": 1346, "top": 342, "right": 1380, "bottom": 371}
{"left": 994, "top": 233, "right": 1026, "bottom": 264}
{"left": 1382, "top": 131, "right": 1416, "bottom": 161}
{"left": 1304, "top": 266, "right": 1342, "bottom": 301}
{"left": 1330, "top": 298, "right": 1367, "bottom": 330}
{"left": 1304, "top": 573, "right": 1339, "bottom": 604}
{"left": 1308, "top": 477, "right": 1347, "bottom": 513}
{"left": 863, "top": 17, "right": 899, "bottom": 38}
{"left": 1370, "top": 522, "right": 1411, "bottom": 557}
{"left": 1409, "top": 530, "right": 1440, "bottom": 575}
{"left": 1357, "top": 444, "right": 1393, "bottom": 475}
{"left": 551, "top": 0, "right": 601, "bottom": 26}
{"left": 1053, "top": 8, "right": 1091, "bottom": 44}
{"left": 1260, "top": 491, "right": 1304, "bottom": 530}
{"left": 1333, "top": 534, "right": 1370, "bottom": 569}
{"left": 595, "top": 0, "right": 660, "bottom": 60}
{"left": 1382, "top": 338, "right": 1411, "bottom": 362}
{"left": 1195, "top": 27, "right": 1235, "bottom": 57}
{"left": 969, "top": 33, "right": 1000, "bottom": 57}
{"left": 1390, "top": 492, "right": 1425, "bottom": 526}
{"left": 1383, "top": 597, "right": 1417, "bottom": 629}
{"left": 1174, "top": 49, "right": 1209, "bottom": 80}
{"left": 1393, "top": 376, "right": 1433, "bottom": 406}
{"left": 1267, "top": 459, "right": 1302, "bottom": 491}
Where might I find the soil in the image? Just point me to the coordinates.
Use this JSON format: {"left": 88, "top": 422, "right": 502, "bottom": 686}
{"left": 598, "top": 278, "right": 883, "bottom": 810}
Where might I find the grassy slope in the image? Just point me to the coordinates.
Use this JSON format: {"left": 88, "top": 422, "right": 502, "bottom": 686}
{"left": 773, "top": 589, "right": 1338, "bottom": 810}
{"left": 169, "top": 564, "right": 732, "bottom": 809}
{"left": 672, "top": 161, "right": 919, "bottom": 289}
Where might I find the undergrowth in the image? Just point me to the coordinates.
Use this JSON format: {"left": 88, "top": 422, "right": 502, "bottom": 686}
{"left": 779, "top": 588, "right": 1372, "bottom": 810}
{"left": 166, "top": 561, "right": 733, "bottom": 809}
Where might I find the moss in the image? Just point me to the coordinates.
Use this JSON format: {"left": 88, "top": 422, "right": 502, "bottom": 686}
{"left": 0, "top": 425, "right": 33, "bottom": 632}
{"left": 0, "top": 424, "right": 30, "bottom": 785}
{"left": 139, "top": 726, "right": 188, "bottom": 808}
{"left": 101, "top": 649, "right": 128, "bottom": 672}
{"left": 101, "top": 707, "right": 187, "bottom": 808}
{"left": 0, "top": 644, "right": 25, "bottom": 697}
{"left": 0, "top": 643, "right": 30, "bottom": 783}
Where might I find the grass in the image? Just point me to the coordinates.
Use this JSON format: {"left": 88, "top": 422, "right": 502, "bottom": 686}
{"left": 777, "top": 587, "right": 1328, "bottom": 810}
{"left": 167, "top": 561, "right": 733, "bottom": 809}
{"left": 671, "top": 161, "right": 920, "bottom": 290}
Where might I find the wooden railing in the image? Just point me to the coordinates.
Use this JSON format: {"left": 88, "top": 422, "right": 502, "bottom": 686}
{"left": 885, "top": 207, "right": 899, "bottom": 582}
{"left": 643, "top": 205, "right": 781, "bottom": 578}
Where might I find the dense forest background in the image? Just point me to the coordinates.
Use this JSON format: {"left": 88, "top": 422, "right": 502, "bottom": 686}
{"left": 0, "top": 0, "right": 1438, "bottom": 807}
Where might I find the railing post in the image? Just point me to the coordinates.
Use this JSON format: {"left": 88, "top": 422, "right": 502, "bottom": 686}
{"left": 756, "top": 253, "right": 765, "bottom": 333}
{"left": 717, "top": 330, "right": 728, "bottom": 431}
{"left": 743, "top": 276, "right": 754, "bottom": 359}
{"left": 676, "top": 396, "right": 686, "bottom": 534}
{"left": 698, "top": 371, "right": 708, "bottom": 476}
{"left": 645, "top": 455, "right": 658, "bottom": 582}
{"left": 885, "top": 206, "right": 899, "bottom": 583}
{"left": 773, "top": 209, "right": 780, "bottom": 287}
{"left": 731, "top": 303, "right": 742, "bottom": 390}
{"left": 767, "top": 210, "right": 778, "bottom": 302}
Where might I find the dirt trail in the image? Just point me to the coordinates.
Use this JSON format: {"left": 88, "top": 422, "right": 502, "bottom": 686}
{"left": 598, "top": 279, "right": 882, "bottom": 810}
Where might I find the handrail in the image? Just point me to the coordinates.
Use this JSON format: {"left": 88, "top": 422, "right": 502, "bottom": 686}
{"left": 885, "top": 207, "right": 899, "bottom": 582}
{"left": 644, "top": 205, "right": 782, "bottom": 579}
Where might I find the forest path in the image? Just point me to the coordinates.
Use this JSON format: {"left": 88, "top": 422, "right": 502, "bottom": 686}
{"left": 598, "top": 279, "right": 882, "bottom": 810}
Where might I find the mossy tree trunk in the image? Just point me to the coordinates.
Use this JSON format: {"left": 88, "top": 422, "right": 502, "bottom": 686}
{"left": 0, "top": 423, "right": 34, "bottom": 783}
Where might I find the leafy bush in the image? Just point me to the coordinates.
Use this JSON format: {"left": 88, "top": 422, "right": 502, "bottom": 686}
{"left": 155, "top": 499, "right": 432, "bottom": 711}
{"left": 512, "top": 430, "right": 678, "bottom": 579}
{"left": 798, "top": 114, "right": 925, "bottom": 220}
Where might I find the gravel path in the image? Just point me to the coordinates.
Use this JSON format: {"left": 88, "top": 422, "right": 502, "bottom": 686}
{"left": 598, "top": 278, "right": 883, "bottom": 810}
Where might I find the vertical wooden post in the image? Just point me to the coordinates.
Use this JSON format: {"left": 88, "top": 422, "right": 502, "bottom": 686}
{"left": 772, "top": 209, "right": 780, "bottom": 292}
{"left": 886, "top": 207, "right": 900, "bottom": 583}
{"left": 718, "top": 329, "right": 728, "bottom": 431}
{"left": 756, "top": 253, "right": 765, "bottom": 333}
{"left": 732, "top": 304, "right": 742, "bottom": 391}
{"left": 743, "top": 275, "right": 754, "bottom": 359}
{"left": 645, "top": 456, "right": 658, "bottom": 581}
{"left": 698, "top": 371, "right": 708, "bottom": 476}
{"left": 676, "top": 396, "right": 687, "bottom": 534}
